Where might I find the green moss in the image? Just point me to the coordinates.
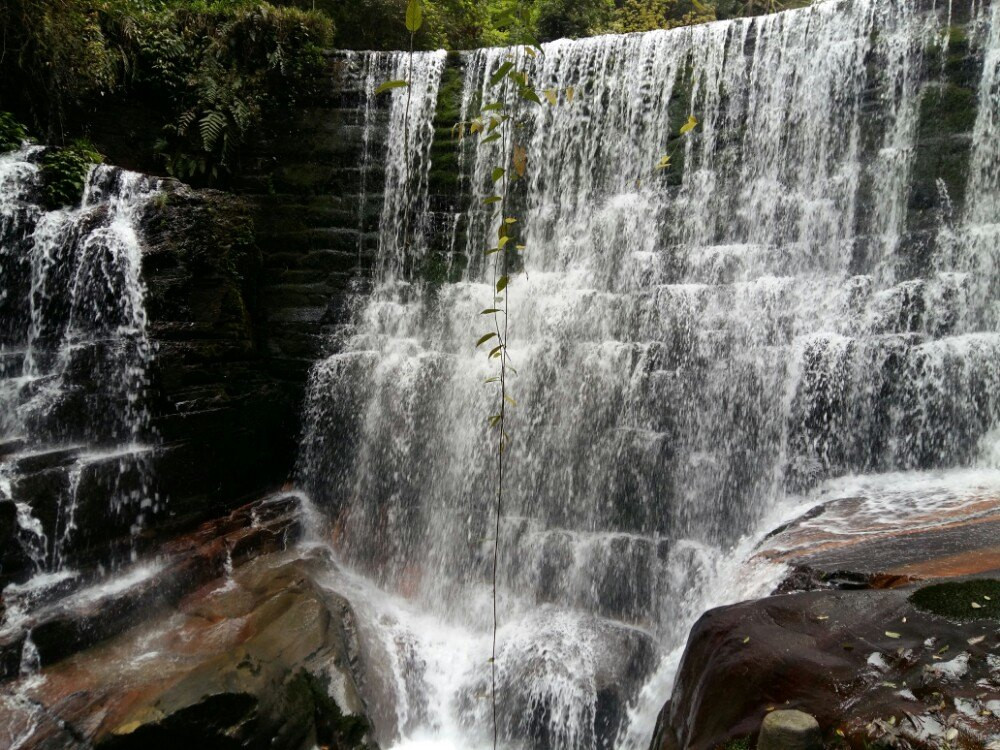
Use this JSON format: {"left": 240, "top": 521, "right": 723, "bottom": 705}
{"left": 286, "top": 670, "right": 376, "bottom": 749}
{"left": 0, "top": 112, "right": 29, "bottom": 152}
{"left": 909, "top": 579, "right": 1000, "bottom": 621}
{"left": 947, "top": 24, "right": 968, "bottom": 48}
{"left": 720, "top": 737, "right": 751, "bottom": 750}
{"left": 434, "top": 63, "right": 467, "bottom": 126}
{"left": 919, "top": 83, "right": 978, "bottom": 136}
{"left": 40, "top": 140, "right": 103, "bottom": 209}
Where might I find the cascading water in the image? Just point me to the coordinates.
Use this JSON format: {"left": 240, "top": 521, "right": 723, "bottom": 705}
{"left": 299, "top": 1, "right": 1000, "bottom": 747}
{"left": 0, "top": 146, "right": 158, "bottom": 598}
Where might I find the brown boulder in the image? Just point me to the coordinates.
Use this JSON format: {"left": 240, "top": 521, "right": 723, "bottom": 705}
{"left": 0, "top": 547, "right": 377, "bottom": 750}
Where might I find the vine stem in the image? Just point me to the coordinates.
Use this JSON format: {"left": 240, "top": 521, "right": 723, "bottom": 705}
{"left": 400, "top": 29, "right": 415, "bottom": 264}
{"left": 490, "top": 40, "right": 521, "bottom": 750}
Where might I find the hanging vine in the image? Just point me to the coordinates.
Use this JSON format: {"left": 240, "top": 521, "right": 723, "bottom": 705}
{"left": 381, "top": 3, "right": 698, "bottom": 746}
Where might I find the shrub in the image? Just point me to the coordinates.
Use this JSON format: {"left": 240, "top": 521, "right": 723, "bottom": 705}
{"left": 0, "top": 112, "right": 29, "bottom": 152}
{"left": 40, "top": 140, "right": 104, "bottom": 209}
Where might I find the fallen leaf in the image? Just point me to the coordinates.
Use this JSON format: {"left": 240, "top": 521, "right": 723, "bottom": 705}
{"left": 972, "top": 602, "right": 983, "bottom": 609}
{"left": 968, "top": 635, "right": 986, "bottom": 645}
{"left": 885, "top": 631, "right": 901, "bottom": 639}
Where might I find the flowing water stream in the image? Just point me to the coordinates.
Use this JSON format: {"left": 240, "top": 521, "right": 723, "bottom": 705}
{"left": 0, "top": 146, "right": 158, "bottom": 600}
{"left": 299, "top": 0, "right": 1000, "bottom": 748}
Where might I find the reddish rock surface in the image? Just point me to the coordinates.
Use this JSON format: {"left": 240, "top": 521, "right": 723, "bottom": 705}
{"left": 0, "top": 492, "right": 305, "bottom": 678}
{"left": 758, "top": 476, "right": 1000, "bottom": 588}
{"left": 0, "top": 503, "right": 377, "bottom": 750}
{"left": 654, "top": 475, "right": 1000, "bottom": 750}
{"left": 657, "top": 585, "right": 1000, "bottom": 750}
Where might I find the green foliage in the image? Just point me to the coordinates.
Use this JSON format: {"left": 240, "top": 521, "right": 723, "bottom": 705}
{"left": 119, "top": 1, "right": 334, "bottom": 182}
{"left": 0, "top": 0, "right": 121, "bottom": 124}
{"left": 40, "top": 140, "right": 104, "bottom": 209}
{"left": 608, "top": 0, "right": 716, "bottom": 34}
{"left": 536, "top": 0, "right": 614, "bottom": 41}
{"left": 1, "top": 0, "right": 333, "bottom": 183}
{"left": 0, "top": 112, "right": 30, "bottom": 152}
{"left": 323, "top": 0, "right": 782, "bottom": 50}
{"left": 909, "top": 579, "right": 1000, "bottom": 621}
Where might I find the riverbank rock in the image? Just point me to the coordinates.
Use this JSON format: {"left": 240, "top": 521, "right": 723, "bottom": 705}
{"left": 757, "top": 710, "right": 820, "bottom": 750}
{"left": 660, "top": 582, "right": 1000, "bottom": 750}
{"left": 654, "top": 476, "right": 1000, "bottom": 750}
{"left": 0, "top": 544, "right": 377, "bottom": 750}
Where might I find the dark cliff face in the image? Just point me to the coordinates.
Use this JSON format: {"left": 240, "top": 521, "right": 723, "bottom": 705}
{"left": 140, "top": 183, "right": 299, "bottom": 532}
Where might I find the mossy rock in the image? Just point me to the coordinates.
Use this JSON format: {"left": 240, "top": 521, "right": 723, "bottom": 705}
{"left": 909, "top": 579, "right": 1000, "bottom": 621}
{"left": 918, "top": 83, "right": 978, "bottom": 136}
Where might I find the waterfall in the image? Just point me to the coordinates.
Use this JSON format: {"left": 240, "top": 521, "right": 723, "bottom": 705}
{"left": 298, "top": 1, "right": 1000, "bottom": 747}
{"left": 0, "top": 146, "right": 158, "bottom": 587}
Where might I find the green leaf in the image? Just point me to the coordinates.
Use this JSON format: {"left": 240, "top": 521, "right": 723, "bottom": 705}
{"left": 488, "top": 415, "right": 502, "bottom": 428}
{"left": 498, "top": 236, "right": 511, "bottom": 249}
{"left": 481, "top": 132, "right": 501, "bottom": 145}
{"left": 504, "top": 394, "right": 517, "bottom": 407}
{"left": 484, "top": 247, "right": 500, "bottom": 256}
{"left": 496, "top": 276, "right": 509, "bottom": 293}
{"left": 504, "top": 217, "right": 517, "bottom": 225}
{"left": 543, "top": 89, "right": 558, "bottom": 106}
{"left": 490, "top": 61, "right": 514, "bottom": 87}
{"left": 485, "top": 377, "right": 500, "bottom": 383}
{"left": 481, "top": 308, "right": 502, "bottom": 315}
{"left": 476, "top": 332, "right": 497, "bottom": 347}
{"left": 405, "top": 0, "right": 423, "bottom": 32}
{"left": 481, "top": 102, "right": 505, "bottom": 113}
{"left": 376, "top": 80, "right": 409, "bottom": 95}
{"left": 656, "top": 154, "right": 671, "bottom": 170}
{"left": 520, "top": 87, "right": 542, "bottom": 106}
{"left": 680, "top": 114, "right": 698, "bottom": 135}
{"left": 489, "top": 345, "right": 503, "bottom": 359}
{"left": 483, "top": 195, "right": 502, "bottom": 205}
{"left": 491, "top": 167, "right": 505, "bottom": 183}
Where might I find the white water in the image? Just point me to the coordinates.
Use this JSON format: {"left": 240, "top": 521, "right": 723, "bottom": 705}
{"left": 299, "top": 1, "right": 1000, "bottom": 747}
{"left": 0, "top": 147, "right": 158, "bottom": 591}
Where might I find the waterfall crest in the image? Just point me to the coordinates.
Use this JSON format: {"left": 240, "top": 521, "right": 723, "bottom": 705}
{"left": 298, "top": 1, "right": 1000, "bottom": 747}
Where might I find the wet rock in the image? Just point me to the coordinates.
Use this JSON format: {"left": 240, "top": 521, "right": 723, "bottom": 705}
{"left": 0, "top": 492, "right": 304, "bottom": 677}
{"left": 661, "top": 583, "right": 1000, "bottom": 750}
{"left": 758, "top": 486, "right": 1000, "bottom": 590}
{"left": 0, "top": 545, "right": 377, "bottom": 750}
{"left": 757, "top": 710, "right": 820, "bottom": 750}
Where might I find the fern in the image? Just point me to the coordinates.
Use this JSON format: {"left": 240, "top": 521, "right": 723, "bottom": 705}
{"left": 199, "top": 110, "right": 227, "bottom": 152}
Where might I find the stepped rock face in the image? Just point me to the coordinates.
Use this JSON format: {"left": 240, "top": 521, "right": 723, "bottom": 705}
{"left": 2, "top": 0, "right": 1000, "bottom": 747}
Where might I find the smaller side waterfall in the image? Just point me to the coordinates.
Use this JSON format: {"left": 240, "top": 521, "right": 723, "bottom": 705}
{"left": 0, "top": 146, "right": 158, "bottom": 593}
